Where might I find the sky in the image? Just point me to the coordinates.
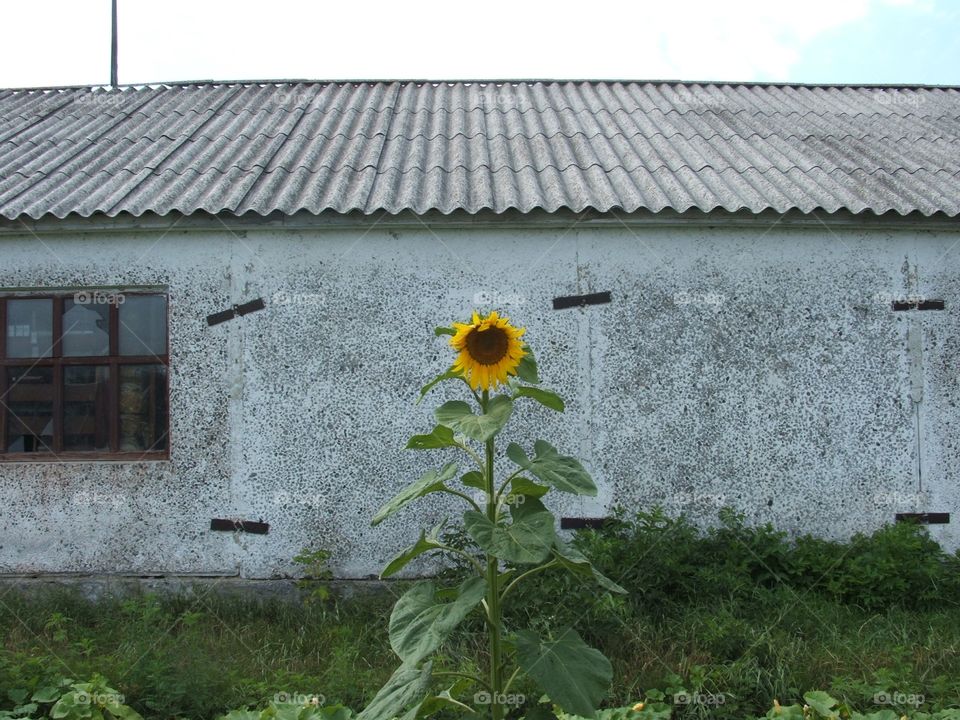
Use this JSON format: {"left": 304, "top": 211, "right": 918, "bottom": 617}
{"left": 1, "top": 0, "right": 958, "bottom": 88}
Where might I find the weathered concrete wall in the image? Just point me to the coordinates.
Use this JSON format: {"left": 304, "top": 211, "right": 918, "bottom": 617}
{"left": 1, "top": 212, "right": 957, "bottom": 578}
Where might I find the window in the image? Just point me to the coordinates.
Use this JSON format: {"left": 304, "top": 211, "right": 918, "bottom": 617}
{"left": 0, "top": 291, "right": 169, "bottom": 460}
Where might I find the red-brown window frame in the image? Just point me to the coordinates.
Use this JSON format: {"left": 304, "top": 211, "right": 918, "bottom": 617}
{"left": 0, "top": 290, "right": 170, "bottom": 462}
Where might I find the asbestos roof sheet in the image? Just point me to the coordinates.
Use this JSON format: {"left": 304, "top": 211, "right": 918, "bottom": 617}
{"left": 0, "top": 80, "right": 958, "bottom": 219}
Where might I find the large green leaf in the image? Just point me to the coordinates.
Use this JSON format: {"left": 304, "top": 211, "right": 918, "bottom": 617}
{"left": 803, "top": 691, "right": 839, "bottom": 717}
{"left": 553, "top": 539, "right": 627, "bottom": 594}
{"left": 356, "top": 662, "right": 432, "bottom": 720}
{"left": 517, "top": 347, "right": 540, "bottom": 384}
{"left": 511, "top": 476, "right": 549, "bottom": 499}
{"left": 388, "top": 577, "right": 487, "bottom": 665}
{"left": 516, "top": 629, "right": 612, "bottom": 718}
{"left": 417, "top": 367, "right": 463, "bottom": 404}
{"left": 406, "top": 425, "right": 457, "bottom": 450}
{"left": 381, "top": 524, "right": 446, "bottom": 579}
{"left": 463, "top": 510, "right": 555, "bottom": 564}
{"left": 401, "top": 689, "right": 475, "bottom": 720}
{"left": 435, "top": 396, "right": 513, "bottom": 443}
{"left": 460, "top": 471, "right": 486, "bottom": 490}
{"left": 506, "top": 441, "right": 596, "bottom": 496}
{"left": 372, "top": 463, "right": 458, "bottom": 526}
{"left": 513, "top": 386, "right": 565, "bottom": 412}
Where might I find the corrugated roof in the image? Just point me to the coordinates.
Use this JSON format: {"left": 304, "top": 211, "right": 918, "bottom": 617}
{"left": 1, "top": 80, "right": 958, "bottom": 220}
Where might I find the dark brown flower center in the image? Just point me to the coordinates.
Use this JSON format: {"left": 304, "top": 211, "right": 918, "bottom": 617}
{"left": 466, "top": 326, "right": 509, "bottom": 365}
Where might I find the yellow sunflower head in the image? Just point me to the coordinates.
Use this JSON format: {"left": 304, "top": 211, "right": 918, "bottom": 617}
{"left": 449, "top": 311, "right": 527, "bottom": 391}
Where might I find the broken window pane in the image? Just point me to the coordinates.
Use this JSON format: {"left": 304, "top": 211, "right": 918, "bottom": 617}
{"left": 5, "top": 367, "right": 54, "bottom": 452}
{"left": 119, "top": 364, "right": 168, "bottom": 452}
{"left": 62, "top": 299, "right": 110, "bottom": 356}
{"left": 6, "top": 299, "right": 53, "bottom": 358}
{"left": 119, "top": 295, "right": 167, "bottom": 357}
{"left": 63, "top": 366, "right": 110, "bottom": 452}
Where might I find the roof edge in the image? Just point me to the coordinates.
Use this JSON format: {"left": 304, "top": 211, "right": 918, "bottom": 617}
{"left": 3, "top": 78, "right": 959, "bottom": 93}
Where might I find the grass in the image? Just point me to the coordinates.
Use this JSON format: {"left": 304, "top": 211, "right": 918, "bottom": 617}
{"left": 1, "top": 585, "right": 959, "bottom": 719}
{"left": 2, "top": 514, "right": 959, "bottom": 719}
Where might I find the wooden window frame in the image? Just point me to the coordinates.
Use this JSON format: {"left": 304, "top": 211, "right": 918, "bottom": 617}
{"left": 0, "top": 290, "right": 170, "bottom": 462}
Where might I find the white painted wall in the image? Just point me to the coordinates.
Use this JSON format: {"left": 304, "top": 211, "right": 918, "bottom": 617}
{"left": 0, "top": 212, "right": 957, "bottom": 578}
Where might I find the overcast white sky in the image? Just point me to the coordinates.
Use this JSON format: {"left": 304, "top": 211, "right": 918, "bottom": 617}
{"left": 1, "top": 0, "right": 958, "bottom": 88}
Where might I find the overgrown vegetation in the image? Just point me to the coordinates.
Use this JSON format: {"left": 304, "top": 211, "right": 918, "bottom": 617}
{"left": 2, "top": 512, "right": 959, "bottom": 719}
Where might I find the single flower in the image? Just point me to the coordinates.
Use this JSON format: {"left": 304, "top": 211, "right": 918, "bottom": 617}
{"left": 449, "top": 310, "right": 526, "bottom": 390}
{"left": 632, "top": 701, "right": 645, "bottom": 711}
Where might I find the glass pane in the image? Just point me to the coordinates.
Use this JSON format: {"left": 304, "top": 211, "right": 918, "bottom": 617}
{"left": 119, "top": 295, "right": 167, "bottom": 356}
{"left": 6, "top": 299, "right": 53, "bottom": 358}
{"left": 62, "top": 299, "right": 110, "bottom": 356}
{"left": 119, "top": 365, "right": 168, "bottom": 452}
{"left": 64, "top": 366, "right": 110, "bottom": 452}
{"left": 5, "top": 367, "right": 54, "bottom": 452}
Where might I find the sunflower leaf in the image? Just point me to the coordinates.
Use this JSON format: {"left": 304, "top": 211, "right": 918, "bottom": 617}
{"left": 416, "top": 368, "right": 464, "bottom": 405}
{"left": 516, "top": 347, "right": 540, "bottom": 384}
{"left": 461, "top": 471, "right": 486, "bottom": 490}
{"left": 406, "top": 425, "right": 457, "bottom": 450}
{"left": 513, "top": 386, "right": 565, "bottom": 412}
{"left": 552, "top": 538, "right": 628, "bottom": 594}
{"left": 506, "top": 441, "right": 597, "bottom": 496}
{"left": 434, "top": 326, "right": 455, "bottom": 336}
{"left": 356, "top": 661, "right": 433, "bottom": 720}
{"left": 435, "top": 396, "right": 513, "bottom": 442}
{"left": 463, "top": 510, "right": 555, "bottom": 564}
{"left": 388, "top": 577, "right": 487, "bottom": 665}
{"left": 372, "top": 463, "right": 459, "bottom": 526}
{"left": 381, "top": 523, "right": 447, "bottom": 578}
{"left": 515, "top": 628, "right": 612, "bottom": 717}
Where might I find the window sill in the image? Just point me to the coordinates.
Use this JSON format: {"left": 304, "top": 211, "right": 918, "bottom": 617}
{"left": 0, "top": 451, "right": 170, "bottom": 463}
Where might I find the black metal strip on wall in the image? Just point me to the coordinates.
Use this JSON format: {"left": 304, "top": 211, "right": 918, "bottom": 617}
{"left": 895, "top": 512, "right": 950, "bottom": 524}
{"left": 207, "top": 298, "right": 266, "bottom": 326}
{"left": 553, "top": 291, "right": 612, "bottom": 310}
{"left": 210, "top": 518, "right": 270, "bottom": 534}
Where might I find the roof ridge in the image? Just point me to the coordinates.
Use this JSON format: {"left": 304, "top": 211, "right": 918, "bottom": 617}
{"left": 4, "top": 79, "right": 960, "bottom": 92}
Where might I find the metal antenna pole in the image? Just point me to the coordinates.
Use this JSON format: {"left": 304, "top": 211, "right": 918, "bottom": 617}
{"left": 110, "top": 0, "right": 118, "bottom": 88}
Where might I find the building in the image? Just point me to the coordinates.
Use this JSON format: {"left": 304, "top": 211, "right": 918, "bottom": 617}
{"left": 1, "top": 80, "right": 958, "bottom": 581}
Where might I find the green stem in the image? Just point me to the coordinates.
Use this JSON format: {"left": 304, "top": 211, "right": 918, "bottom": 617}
{"left": 455, "top": 441, "right": 486, "bottom": 472}
{"left": 494, "top": 469, "right": 523, "bottom": 504}
{"left": 439, "top": 545, "right": 485, "bottom": 575}
{"left": 432, "top": 670, "right": 492, "bottom": 692}
{"left": 499, "top": 560, "right": 558, "bottom": 604}
{"left": 444, "top": 487, "right": 482, "bottom": 513}
{"left": 501, "top": 665, "right": 522, "bottom": 696}
{"left": 481, "top": 390, "right": 505, "bottom": 720}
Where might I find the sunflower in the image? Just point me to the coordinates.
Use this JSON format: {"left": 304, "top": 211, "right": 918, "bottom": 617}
{"left": 449, "top": 311, "right": 527, "bottom": 391}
